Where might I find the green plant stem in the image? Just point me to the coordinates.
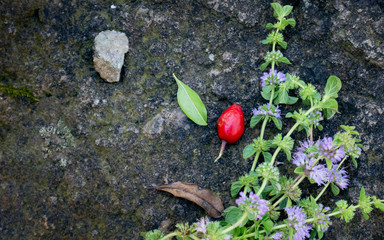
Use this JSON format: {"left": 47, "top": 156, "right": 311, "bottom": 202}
{"left": 256, "top": 177, "right": 269, "bottom": 196}
{"left": 251, "top": 152, "right": 261, "bottom": 172}
{"left": 222, "top": 212, "right": 248, "bottom": 234}
{"left": 160, "top": 232, "right": 179, "bottom": 240}
{"left": 250, "top": 115, "right": 270, "bottom": 172}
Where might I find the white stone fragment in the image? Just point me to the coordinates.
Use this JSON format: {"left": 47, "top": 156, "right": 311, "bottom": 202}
{"left": 93, "top": 30, "right": 129, "bottom": 83}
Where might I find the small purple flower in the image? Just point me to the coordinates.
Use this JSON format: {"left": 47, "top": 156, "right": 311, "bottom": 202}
{"left": 292, "top": 153, "right": 328, "bottom": 185}
{"left": 309, "top": 164, "right": 329, "bottom": 186}
{"left": 327, "top": 166, "right": 349, "bottom": 189}
{"left": 253, "top": 103, "right": 281, "bottom": 118}
{"left": 261, "top": 69, "right": 286, "bottom": 87}
{"left": 308, "top": 111, "right": 324, "bottom": 126}
{"left": 236, "top": 191, "right": 269, "bottom": 220}
{"left": 195, "top": 216, "right": 209, "bottom": 234}
{"left": 286, "top": 206, "right": 312, "bottom": 240}
{"left": 316, "top": 137, "right": 345, "bottom": 163}
{"left": 271, "top": 232, "right": 284, "bottom": 239}
{"left": 310, "top": 204, "right": 332, "bottom": 233}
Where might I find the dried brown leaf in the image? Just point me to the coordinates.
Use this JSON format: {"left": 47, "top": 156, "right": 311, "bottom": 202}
{"left": 151, "top": 181, "right": 224, "bottom": 218}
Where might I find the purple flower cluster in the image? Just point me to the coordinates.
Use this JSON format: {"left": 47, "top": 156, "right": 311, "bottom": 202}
{"left": 308, "top": 111, "right": 323, "bottom": 126}
{"left": 261, "top": 69, "right": 286, "bottom": 87}
{"left": 253, "top": 103, "right": 281, "bottom": 118}
{"left": 292, "top": 150, "right": 328, "bottom": 186}
{"left": 316, "top": 137, "right": 345, "bottom": 163}
{"left": 312, "top": 204, "right": 332, "bottom": 232}
{"left": 195, "top": 217, "right": 209, "bottom": 234}
{"left": 292, "top": 138, "right": 349, "bottom": 188}
{"left": 286, "top": 207, "right": 312, "bottom": 240}
{"left": 327, "top": 166, "right": 349, "bottom": 189}
{"left": 236, "top": 192, "right": 269, "bottom": 220}
{"left": 269, "top": 232, "right": 284, "bottom": 240}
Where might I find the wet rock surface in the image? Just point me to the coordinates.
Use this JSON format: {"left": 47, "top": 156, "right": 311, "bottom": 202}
{"left": 0, "top": 0, "right": 383, "bottom": 239}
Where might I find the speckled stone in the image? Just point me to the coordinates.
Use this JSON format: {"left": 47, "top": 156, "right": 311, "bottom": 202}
{"left": 93, "top": 30, "right": 129, "bottom": 83}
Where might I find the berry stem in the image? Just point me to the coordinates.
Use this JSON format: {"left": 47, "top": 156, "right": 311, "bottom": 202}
{"left": 214, "top": 140, "right": 227, "bottom": 162}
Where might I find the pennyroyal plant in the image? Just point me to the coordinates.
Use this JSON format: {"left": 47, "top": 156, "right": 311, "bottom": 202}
{"left": 143, "top": 3, "right": 384, "bottom": 240}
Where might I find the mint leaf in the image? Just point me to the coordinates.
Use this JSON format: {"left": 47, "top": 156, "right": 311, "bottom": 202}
{"left": 243, "top": 144, "right": 257, "bottom": 159}
{"left": 324, "top": 75, "right": 342, "bottom": 100}
{"left": 331, "top": 183, "right": 340, "bottom": 196}
{"left": 231, "top": 181, "right": 244, "bottom": 198}
{"left": 250, "top": 115, "right": 264, "bottom": 128}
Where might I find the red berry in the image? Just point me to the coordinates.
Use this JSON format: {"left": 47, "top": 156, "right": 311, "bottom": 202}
{"left": 215, "top": 104, "right": 245, "bottom": 162}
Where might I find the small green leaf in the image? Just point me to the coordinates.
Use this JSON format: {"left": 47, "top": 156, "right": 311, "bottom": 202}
{"left": 224, "top": 206, "right": 245, "bottom": 224}
{"left": 262, "top": 152, "right": 273, "bottom": 163}
{"left": 271, "top": 3, "right": 283, "bottom": 18}
{"left": 173, "top": 74, "right": 207, "bottom": 126}
{"left": 294, "top": 166, "right": 304, "bottom": 175}
{"left": 359, "top": 187, "right": 367, "bottom": 202}
{"left": 272, "top": 117, "right": 282, "bottom": 130}
{"left": 243, "top": 145, "right": 257, "bottom": 159}
{"left": 279, "top": 56, "right": 291, "bottom": 64}
{"left": 286, "top": 112, "right": 293, "bottom": 118}
{"left": 250, "top": 115, "right": 264, "bottom": 128}
{"left": 278, "top": 41, "right": 287, "bottom": 49}
{"left": 266, "top": 23, "right": 275, "bottom": 29}
{"left": 374, "top": 202, "right": 384, "bottom": 212}
{"left": 331, "top": 183, "right": 340, "bottom": 196}
{"left": 322, "top": 98, "right": 338, "bottom": 111}
{"left": 352, "top": 157, "right": 358, "bottom": 168}
{"left": 363, "top": 212, "right": 369, "bottom": 220}
{"left": 287, "top": 18, "right": 296, "bottom": 27}
{"left": 324, "top": 75, "right": 342, "bottom": 99}
{"left": 262, "top": 219, "right": 274, "bottom": 232}
{"left": 282, "top": 5, "right": 293, "bottom": 17}
{"left": 326, "top": 158, "right": 333, "bottom": 170}
{"left": 260, "top": 62, "right": 270, "bottom": 72}
{"left": 231, "top": 181, "right": 244, "bottom": 198}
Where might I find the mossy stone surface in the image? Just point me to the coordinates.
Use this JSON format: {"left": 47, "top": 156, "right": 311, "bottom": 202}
{"left": 1, "top": 0, "right": 383, "bottom": 239}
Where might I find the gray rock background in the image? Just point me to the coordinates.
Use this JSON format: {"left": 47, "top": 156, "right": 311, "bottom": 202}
{"left": 0, "top": 0, "right": 383, "bottom": 239}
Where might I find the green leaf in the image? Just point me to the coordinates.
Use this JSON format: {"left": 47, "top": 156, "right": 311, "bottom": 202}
{"left": 326, "top": 158, "right": 333, "bottom": 170}
{"left": 262, "top": 152, "right": 272, "bottom": 163}
{"left": 279, "top": 56, "right": 291, "bottom": 64}
{"left": 278, "top": 41, "right": 287, "bottom": 49}
{"left": 262, "top": 219, "right": 274, "bottom": 232}
{"left": 322, "top": 98, "right": 338, "bottom": 111}
{"left": 266, "top": 23, "right": 275, "bottom": 29}
{"left": 374, "top": 202, "right": 384, "bottom": 212}
{"left": 243, "top": 144, "right": 257, "bottom": 159}
{"left": 294, "top": 166, "right": 304, "bottom": 175}
{"left": 324, "top": 75, "right": 342, "bottom": 99}
{"left": 250, "top": 115, "right": 264, "bottom": 128}
{"left": 260, "top": 62, "right": 270, "bottom": 72}
{"left": 359, "top": 186, "right": 367, "bottom": 202}
{"left": 282, "top": 5, "right": 293, "bottom": 17}
{"left": 331, "top": 183, "right": 340, "bottom": 196}
{"left": 231, "top": 181, "right": 244, "bottom": 198}
{"left": 224, "top": 207, "right": 246, "bottom": 225}
{"left": 363, "top": 212, "right": 369, "bottom": 220}
{"left": 287, "top": 18, "right": 296, "bottom": 27}
{"left": 352, "top": 157, "right": 358, "bottom": 168}
{"left": 262, "top": 39, "right": 272, "bottom": 45}
{"left": 286, "top": 112, "right": 293, "bottom": 118}
{"left": 271, "top": 3, "right": 283, "bottom": 18}
{"left": 173, "top": 74, "right": 207, "bottom": 126}
{"left": 272, "top": 117, "right": 282, "bottom": 130}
